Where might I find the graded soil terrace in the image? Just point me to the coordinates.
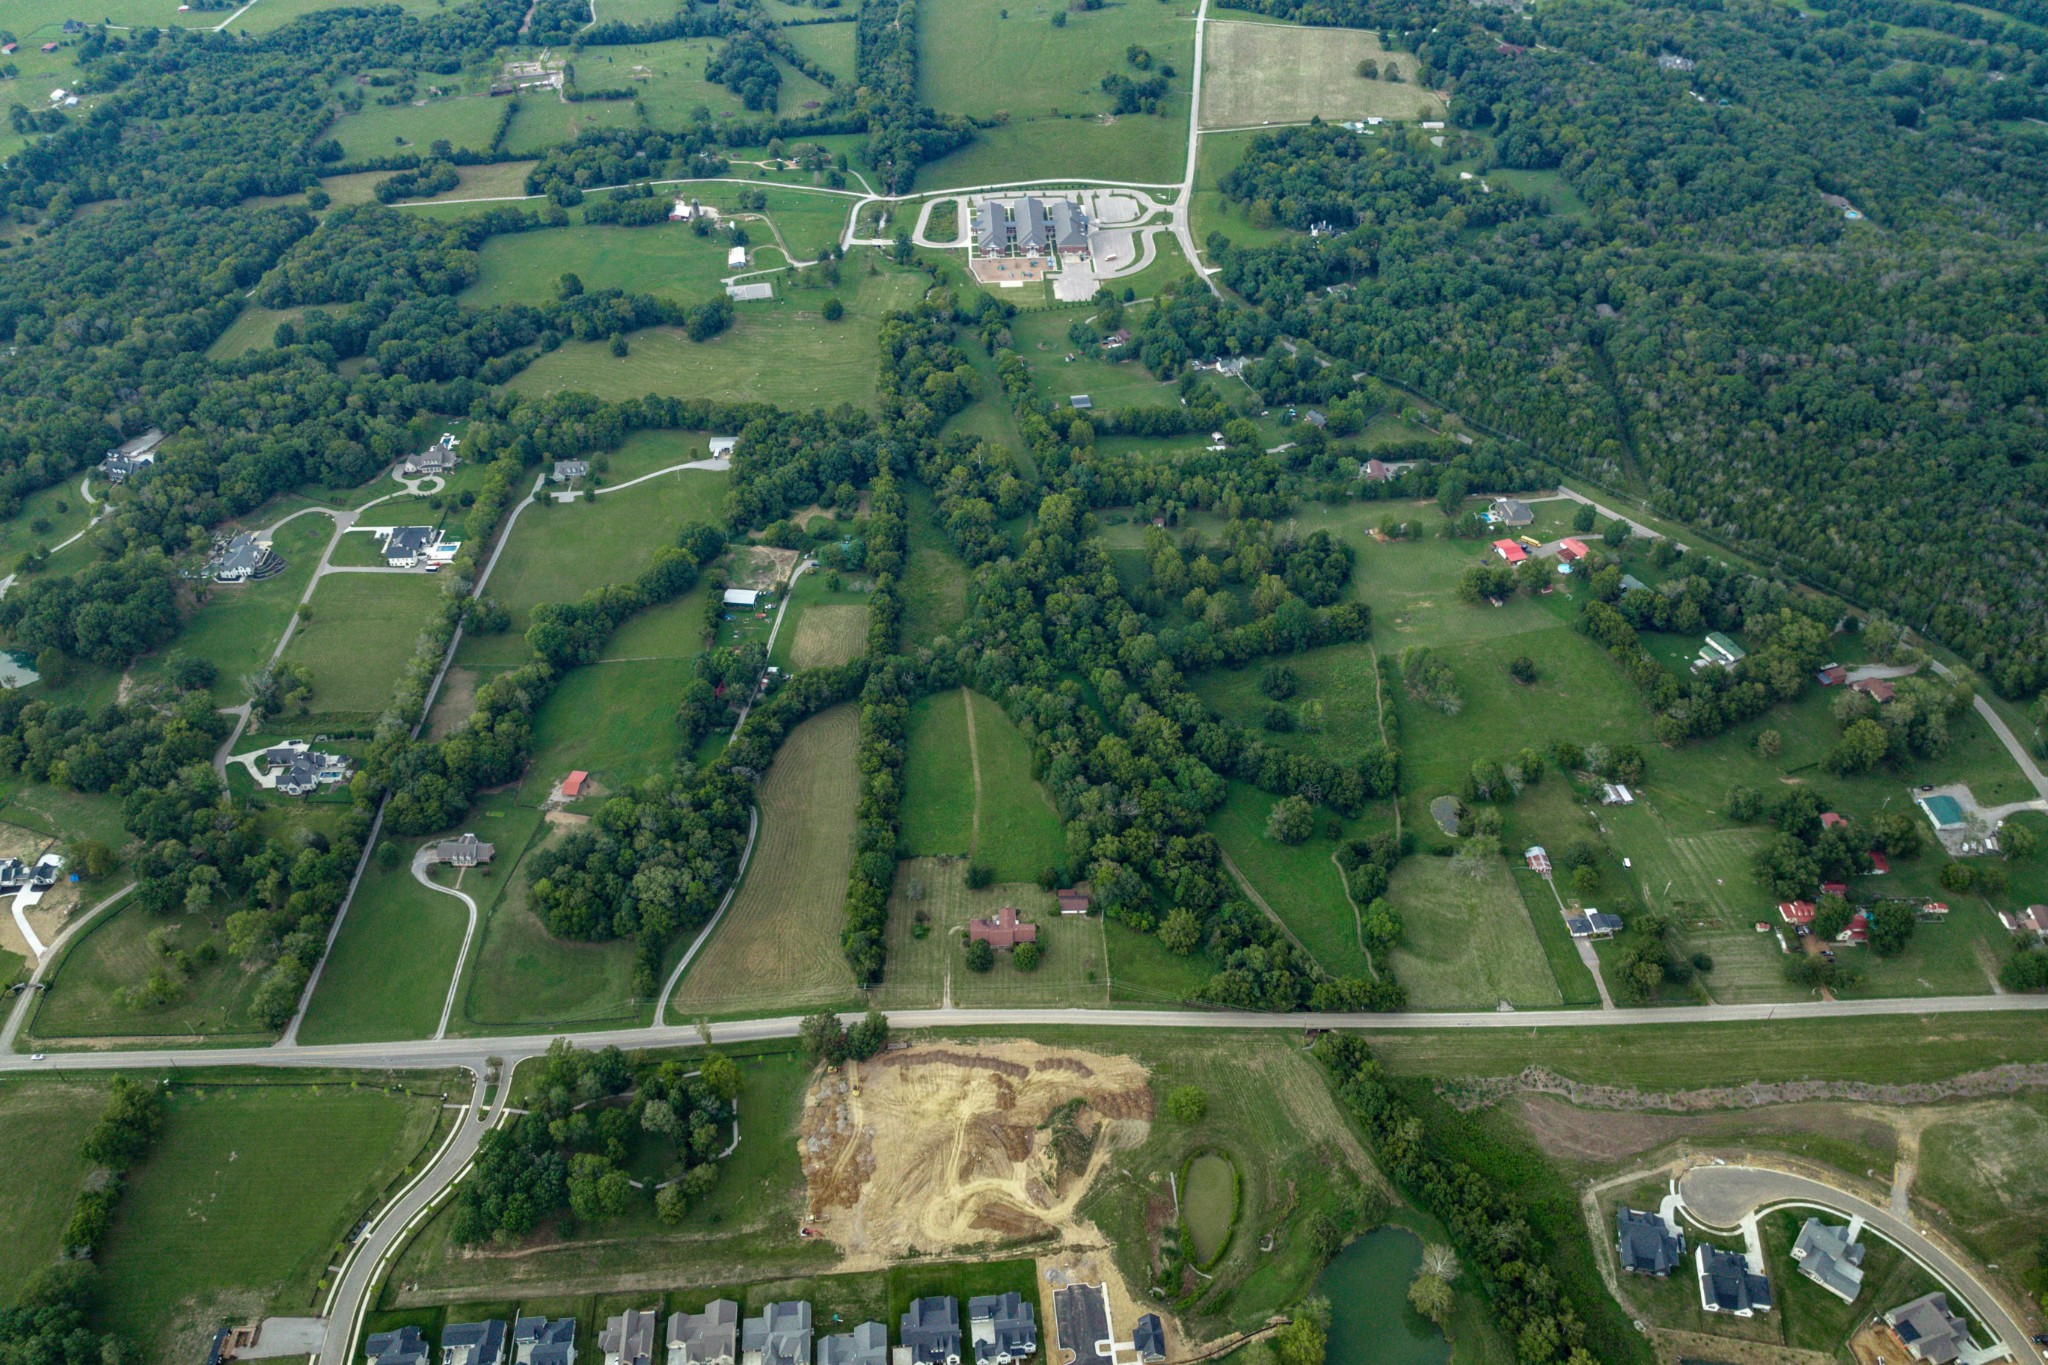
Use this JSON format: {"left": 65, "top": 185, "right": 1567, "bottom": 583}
{"left": 800, "top": 1040, "right": 1154, "bottom": 1269}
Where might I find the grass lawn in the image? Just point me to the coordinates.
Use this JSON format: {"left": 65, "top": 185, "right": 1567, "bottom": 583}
{"left": 1105, "top": 917, "right": 1219, "bottom": 1005}
{"left": 282, "top": 571, "right": 447, "bottom": 718}
{"left": 872, "top": 857, "right": 1110, "bottom": 1008}
{"left": 1191, "top": 641, "right": 1386, "bottom": 760}
{"left": 97, "top": 1078, "right": 448, "bottom": 1365}
{"left": 1384, "top": 853, "right": 1564, "bottom": 1009}
{"left": 297, "top": 850, "right": 472, "bottom": 1044}
{"left": 1198, "top": 20, "right": 1444, "bottom": 128}
{"left": 0, "top": 782, "right": 131, "bottom": 852}
{"left": 769, "top": 571, "right": 870, "bottom": 672}
{"left": 779, "top": 19, "right": 859, "bottom": 82}
{"left": 459, "top": 467, "right": 730, "bottom": 668}
{"left": 1913, "top": 1092, "right": 2048, "bottom": 1277}
{"left": 25, "top": 901, "right": 276, "bottom": 1044}
{"left": 591, "top": 427, "right": 738, "bottom": 484}
{"left": 556, "top": 38, "right": 834, "bottom": 128}
{"left": 460, "top": 221, "right": 741, "bottom": 310}
{"left": 0, "top": 476, "right": 95, "bottom": 567}
{"left": 230, "top": 0, "right": 443, "bottom": 31}
{"left": 899, "top": 689, "right": 1067, "bottom": 883}
{"left": 901, "top": 484, "right": 970, "bottom": 640}
{"left": 526, "top": 656, "right": 700, "bottom": 802}
{"left": 0, "top": 1075, "right": 108, "bottom": 1299}
{"left": 1208, "top": 783, "right": 1383, "bottom": 979}
{"left": 670, "top": 706, "right": 860, "bottom": 1019}
{"left": 1007, "top": 309, "right": 1181, "bottom": 409}
{"left": 500, "top": 98, "right": 646, "bottom": 157}
{"left": 205, "top": 305, "right": 307, "bottom": 359}
{"left": 328, "top": 95, "right": 508, "bottom": 162}
{"left": 505, "top": 263, "right": 924, "bottom": 412}
{"left": 1189, "top": 129, "right": 1300, "bottom": 252}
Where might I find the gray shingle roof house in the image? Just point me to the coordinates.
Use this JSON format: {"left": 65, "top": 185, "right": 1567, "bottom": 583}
{"left": 1883, "top": 1292, "right": 1971, "bottom": 1364}
{"left": 813, "top": 1322, "right": 886, "bottom": 1365}
{"left": 1697, "top": 1246, "right": 1772, "bottom": 1316}
{"left": 741, "top": 1302, "right": 812, "bottom": 1365}
{"left": 1616, "top": 1208, "right": 1684, "bottom": 1276}
{"left": 434, "top": 833, "right": 495, "bottom": 866}
{"left": 968, "top": 1294, "right": 1035, "bottom": 1365}
{"left": 1490, "top": 497, "right": 1533, "bottom": 526}
{"left": 368, "top": 1328, "right": 430, "bottom": 1365}
{"left": 515, "top": 1317, "right": 577, "bottom": 1365}
{"left": 214, "top": 531, "right": 285, "bottom": 582}
{"left": 973, "top": 196, "right": 1090, "bottom": 256}
{"left": 668, "top": 1301, "right": 740, "bottom": 1365}
{"left": 97, "top": 428, "right": 165, "bottom": 484}
{"left": 260, "top": 741, "right": 351, "bottom": 796}
{"left": 552, "top": 460, "right": 590, "bottom": 482}
{"left": 602, "top": 1311, "right": 660, "bottom": 1365}
{"left": 900, "top": 1298, "right": 962, "bottom": 1365}
{"left": 444, "top": 1321, "right": 509, "bottom": 1365}
{"left": 0, "top": 857, "right": 27, "bottom": 891}
{"left": 1790, "top": 1218, "right": 1866, "bottom": 1303}
{"left": 405, "top": 435, "right": 460, "bottom": 475}
{"left": 1130, "top": 1317, "right": 1164, "bottom": 1364}
{"left": 380, "top": 525, "right": 438, "bottom": 566}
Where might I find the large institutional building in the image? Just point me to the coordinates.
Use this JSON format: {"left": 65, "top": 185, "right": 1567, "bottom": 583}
{"left": 972, "top": 195, "right": 1090, "bottom": 256}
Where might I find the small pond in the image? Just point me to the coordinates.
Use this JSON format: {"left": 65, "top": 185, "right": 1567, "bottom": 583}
{"left": 1181, "top": 1152, "right": 1237, "bottom": 1263}
{"left": 1318, "top": 1227, "right": 1452, "bottom": 1365}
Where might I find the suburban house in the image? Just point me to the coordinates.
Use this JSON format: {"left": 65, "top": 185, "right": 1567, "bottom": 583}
{"left": 404, "top": 434, "right": 460, "bottom": 476}
{"left": 973, "top": 196, "right": 1090, "bottom": 257}
{"left": 1555, "top": 537, "right": 1589, "bottom": 564}
{"left": 1564, "top": 910, "right": 1624, "bottom": 938}
{"left": 1131, "top": 1316, "right": 1165, "bottom": 1364}
{"left": 368, "top": 1328, "right": 431, "bottom": 1365}
{"left": 434, "top": 833, "right": 495, "bottom": 867}
{"left": 667, "top": 1300, "right": 739, "bottom": 1365}
{"left": 814, "top": 1323, "right": 887, "bottom": 1365}
{"left": 0, "top": 857, "right": 59, "bottom": 893}
{"left": 213, "top": 531, "right": 286, "bottom": 583}
{"left": 261, "top": 743, "right": 352, "bottom": 797}
{"left": 1616, "top": 1208, "right": 1685, "bottom": 1276}
{"left": 1852, "top": 677, "right": 1896, "bottom": 704}
{"left": 514, "top": 1318, "right": 577, "bottom": 1365}
{"left": 1525, "top": 846, "right": 1552, "bottom": 874}
{"left": 967, "top": 1293, "right": 1037, "bottom": 1365}
{"left": 900, "top": 1298, "right": 962, "bottom": 1365}
{"left": 97, "top": 429, "right": 166, "bottom": 484}
{"left": 1696, "top": 1247, "right": 1773, "bottom": 1316}
{"left": 1492, "top": 539, "right": 1528, "bottom": 563}
{"left": 1790, "top": 1218, "right": 1866, "bottom": 1303}
{"left": 968, "top": 905, "right": 1037, "bottom": 950}
{"left": 1998, "top": 905, "right": 2048, "bottom": 939}
{"left": 561, "top": 771, "right": 591, "bottom": 799}
{"left": 1363, "top": 458, "right": 1393, "bottom": 482}
{"left": 378, "top": 525, "right": 439, "bottom": 567}
{"left": 724, "top": 588, "right": 762, "bottom": 608}
{"left": 601, "top": 1312, "right": 660, "bottom": 1365}
{"left": 1816, "top": 662, "right": 1849, "bottom": 686}
{"left": 1697, "top": 632, "right": 1747, "bottom": 670}
{"left": 1880, "top": 1292, "right": 1973, "bottom": 1364}
{"left": 1778, "top": 900, "right": 1817, "bottom": 925}
{"left": 740, "top": 1301, "right": 812, "bottom": 1365}
{"left": 552, "top": 460, "right": 590, "bottom": 482}
{"left": 1836, "top": 909, "right": 1871, "bottom": 944}
{"left": 1056, "top": 888, "right": 1091, "bottom": 915}
{"left": 443, "top": 1321, "right": 508, "bottom": 1365}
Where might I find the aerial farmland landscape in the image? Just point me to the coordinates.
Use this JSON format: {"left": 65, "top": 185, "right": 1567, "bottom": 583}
{"left": 1, "top": 1, "right": 2047, "bottom": 1365}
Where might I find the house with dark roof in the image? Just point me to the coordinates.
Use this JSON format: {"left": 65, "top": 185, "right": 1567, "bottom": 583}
{"left": 1697, "top": 1246, "right": 1772, "bottom": 1316}
{"left": 1881, "top": 1292, "right": 1972, "bottom": 1364}
{"left": 968, "top": 1293, "right": 1036, "bottom": 1365}
{"left": 215, "top": 532, "right": 286, "bottom": 583}
{"left": 601, "top": 1312, "right": 659, "bottom": 1365}
{"left": 434, "top": 833, "right": 495, "bottom": 866}
{"left": 369, "top": 1328, "right": 431, "bottom": 1365}
{"left": 740, "top": 1302, "right": 812, "bottom": 1365}
{"left": 552, "top": 460, "right": 590, "bottom": 482}
{"left": 1057, "top": 889, "right": 1091, "bottom": 915}
{"left": 813, "top": 1323, "right": 886, "bottom": 1365}
{"left": 668, "top": 1300, "right": 739, "bottom": 1365}
{"left": 973, "top": 196, "right": 1090, "bottom": 257}
{"left": 968, "top": 905, "right": 1037, "bottom": 950}
{"left": 1790, "top": 1218, "right": 1866, "bottom": 1303}
{"left": 515, "top": 1317, "right": 577, "bottom": 1365}
{"left": 1130, "top": 1317, "right": 1165, "bottom": 1364}
{"left": 1816, "top": 663, "right": 1848, "bottom": 686}
{"left": 1852, "top": 677, "right": 1895, "bottom": 703}
{"left": 1565, "top": 911, "right": 1624, "bottom": 938}
{"left": 259, "top": 741, "right": 351, "bottom": 796}
{"left": 379, "top": 525, "right": 439, "bottom": 567}
{"left": 97, "top": 428, "right": 165, "bottom": 483}
{"left": 1999, "top": 904, "right": 2048, "bottom": 940}
{"left": 900, "top": 1298, "right": 962, "bottom": 1365}
{"left": 1616, "top": 1208, "right": 1684, "bottom": 1276}
{"left": 443, "top": 1321, "right": 509, "bottom": 1365}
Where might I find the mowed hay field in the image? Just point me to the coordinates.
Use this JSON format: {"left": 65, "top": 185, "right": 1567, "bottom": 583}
{"left": 899, "top": 690, "right": 1067, "bottom": 883}
{"left": 0, "top": 1077, "right": 106, "bottom": 1299}
{"left": 96, "top": 1081, "right": 446, "bottom": 1365}
{"left": 282, "top": 571, "right": 447, "bottom": 717}
{"left": 671, "top": 705, "right": 860, "bottom": 1018}
{"left": 1198, "top": 20, "right": 1445, "bottom": 128}
{"left": 1384, "top": 853, "right": 1563, "bottom": 1009}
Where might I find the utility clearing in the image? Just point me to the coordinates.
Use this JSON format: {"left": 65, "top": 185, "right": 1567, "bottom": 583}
{"left": 799, "top": 1041, "right": 1154, "bottom": 1269}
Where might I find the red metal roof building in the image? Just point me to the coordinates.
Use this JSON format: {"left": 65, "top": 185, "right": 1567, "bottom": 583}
{"left": 1557, "top": 537, "right": 1590, "bottom": 562}
{"left": 1493, "top": 539, "right": 1529, "bottom": 563}
{"left": 1778, "top": 900, "right": 1816, "bottom": 925}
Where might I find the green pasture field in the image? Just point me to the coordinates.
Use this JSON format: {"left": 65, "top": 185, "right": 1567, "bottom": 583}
{"left": 297, "top": 849, "right": 472, "bottom": 1044}
{"left": 901, "top": 484, "right": 970, "bottom": 638}
{"left": 1190, "top": 130, "right": 1299, "bottom": 251}
{"left": 206, "top": 305, "right": 307, "bottom": 359}
{"left": 670, "top": 705, "right": 861, "bottom": 1019}
{"left": 125, "top": 514, "right": 331, "bottom": 707}
{"left": 601, "top": 576, "right": 722, "bottom": 661}
{"left": 920, "top": 115, "right": 1189, "bottom": 191}
{"left": 459, "top": 222, "right": 735, "bottom": 308}
{"left": 328, "top": 95, "right": 508, "bottom": 162}
{"left": 779, "top": 19, "right": 858, "bottom": 82}
{"left": 1384, "top": 853, "right": 1564, "bottom": 1009}
{"left": 499, "top": 97, "right": 645, "bottom": 157}
{"left": 1006, "top": 309, "right": 1181, "bottom": 408}
{"left": 769, "top": 571, "right": 869, "bottom": 671}
{"left": 457, "top": 466, "right": 730, "bottom": 667}
{"left": 97, "top": 1078, "right": 447, "bottom": 1365}
{"left": 1191, "top": 640, "right": 1387, "bottom": 760}
{"left": 0, "top": 1075, "right": 109, "bottom": 1299}
{"left": 872, "top": 857, "right": 1110, "bottom": 1008}
{"left": 457, "top": 807, "right": 651, "bottom": 1033}
{"left": 25, "top": 899, "right": 276, "bottom": 1045}
{"left": 1198, "top": 20, "right": 1444, "bottom": 128}
{"left": 1105, "top": 917, "right": 1219, "bottom": 1004}
{"left": 1914, "top": 1092, "right": 2048, "bottom": 1276}
{"left": 562, "top": 39, "right": 836, "bottom": 126}
{"left": 505, "top": 263, "right": 925, "bottom": 412}
{"left": 282, "top": 570, "right": 446, "bottom": 717}
{"left": 387, "top": 1048, "right": 839, "bottom": 1298}
{"left": 592, "top": 0, "right": 693, "bottom": 23}
{"left": 515, "top": 655, "right": 698, "bottom": 803}
{"left": 8, "top": 0, "right": 218, "bottom": 30}
{"left": 0, "top": 782, "right": 130, "bottom": 853}
{"left": 899, "top": 689, "right": 1067, "bottom": 883}
{"left": 1207, "top": 782, "right": 1381, "bottom": 979}
{"left": 0, "top": 477, "right": 95, "bottom": 567}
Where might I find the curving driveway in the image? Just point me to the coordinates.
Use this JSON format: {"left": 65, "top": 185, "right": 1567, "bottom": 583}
{"left": 411, "top": 848, "right": 479, "bottom": 1041}
{"left": 1679, "top": 1164, "right": 2033, "bottom": 1360}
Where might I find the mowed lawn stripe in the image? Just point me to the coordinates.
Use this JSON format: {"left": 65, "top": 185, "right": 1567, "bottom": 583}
{"left": 297, "top": 852, "right": 471, "bottom": 1044}
{"left": 671, "top": 704, "right": 860, "bottom": 1017}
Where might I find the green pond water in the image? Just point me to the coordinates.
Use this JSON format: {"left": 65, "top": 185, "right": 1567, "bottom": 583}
{"left": 1318, "top": 1227, "right": 1452, "bottom": 1365}
{"left": 1182, "top": 1153, "right": 1236, "bottom": 1262}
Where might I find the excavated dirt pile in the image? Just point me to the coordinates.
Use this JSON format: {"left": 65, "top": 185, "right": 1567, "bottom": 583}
{"left": 799, "top": 1040, "right": 1153, "bottom": 1266}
